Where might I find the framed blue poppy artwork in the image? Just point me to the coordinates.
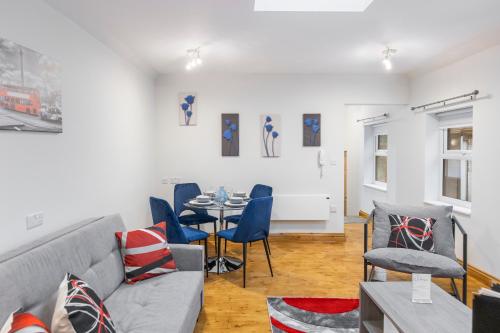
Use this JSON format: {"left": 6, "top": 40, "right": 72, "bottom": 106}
{"left": 261, "top": 114, "right": 281, "bottom": 157}
{"left": 303, "top": 113, "right": 321, "bottom": 147}
{"left": 221, "top": 113, "right": 239, "bottom": 156}
{"left": 178, "top": 92, "right": 197, "bottom": 125}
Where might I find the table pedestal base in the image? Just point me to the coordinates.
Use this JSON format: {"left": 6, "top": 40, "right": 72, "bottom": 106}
{"left": 207, "top": 256, "right": 242, "bottom": 273}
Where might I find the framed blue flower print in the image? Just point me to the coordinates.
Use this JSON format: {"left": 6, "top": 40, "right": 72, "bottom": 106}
{"left": 261, "top": 114, "right": 281, "bottom": 157}
{"left": 303, "top": 113, "right": 321, "bottom": 146}
{"left": 221, "top": 113, "right": 239, "bottom": 156}
{"left": 178, "top": 92, "right": 197, "bottom": 125}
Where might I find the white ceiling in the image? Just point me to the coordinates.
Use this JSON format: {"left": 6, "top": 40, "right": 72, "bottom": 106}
{"left": 44, "top": 0, "right": 500, "bottom": 76}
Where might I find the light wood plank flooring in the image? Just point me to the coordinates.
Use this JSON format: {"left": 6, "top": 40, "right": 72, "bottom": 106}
{"left": 195, "top": 223, "right": 484, "bottom": 332}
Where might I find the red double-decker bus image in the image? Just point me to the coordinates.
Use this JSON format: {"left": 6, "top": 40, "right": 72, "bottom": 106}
{"left": 0, "top": 84, "right": 41, "bottom": 116}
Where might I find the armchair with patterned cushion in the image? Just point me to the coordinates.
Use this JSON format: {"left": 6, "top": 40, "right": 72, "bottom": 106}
{"left": 363, "top": 201, "right": 468, "bottom": 304}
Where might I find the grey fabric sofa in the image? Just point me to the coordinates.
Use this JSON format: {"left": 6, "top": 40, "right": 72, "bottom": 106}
{"left": 0, "top": 215, "right": 204, "bottom": 333}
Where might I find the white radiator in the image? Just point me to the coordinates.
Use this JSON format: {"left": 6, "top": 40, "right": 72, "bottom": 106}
{"left": 271, "top": 194, "right": 332, "bottom": 221}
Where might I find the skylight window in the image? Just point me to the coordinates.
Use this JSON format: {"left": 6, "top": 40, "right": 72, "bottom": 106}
{"left": 253, "top": 0, "right": 374, "bottom": 12}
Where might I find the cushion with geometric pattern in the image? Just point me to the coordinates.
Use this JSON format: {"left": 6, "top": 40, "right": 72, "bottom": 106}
{"left": 51, "top": 273, "right": 116, "bottom": 333}
{"left": 115, "top": 222, "right": 177, "bottom": 284}
{"left": 388, "top": 214, "right": 436, "bottom": 252}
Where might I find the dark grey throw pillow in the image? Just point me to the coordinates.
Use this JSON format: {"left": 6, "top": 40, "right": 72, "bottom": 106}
{"left": 372, "top": 201, "right": 456, "bottom": 260}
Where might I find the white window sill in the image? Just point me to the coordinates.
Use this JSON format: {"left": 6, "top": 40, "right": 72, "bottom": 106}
{"left": 363, "top": 183, "right": 387, "bottom": 192}
{"left": 424, "top": 200, "right": 471, "bottom": 216}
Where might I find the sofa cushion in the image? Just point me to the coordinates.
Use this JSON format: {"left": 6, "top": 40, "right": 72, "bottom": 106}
{"left": 372, "top": 202, "right": 455, "bottom": 259}
{"left": 105, "top": 271, "right": 203, "bottom": 333}
{"left": 52, "top": 273, "right": 116, "bottom": 333}
{"left": 115, "top": 222, "right": 177, "bottom": 284}
{"left": 364, "top": 248, "right": 465, "bottom": 278}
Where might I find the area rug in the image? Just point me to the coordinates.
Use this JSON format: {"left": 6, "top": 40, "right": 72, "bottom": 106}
{"left": 267, "top": 297, "right": 359, "bottom": 332}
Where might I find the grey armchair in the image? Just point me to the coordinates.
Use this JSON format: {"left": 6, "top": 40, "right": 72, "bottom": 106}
{"left": 363, "top": 201, "right": 468, "bottom": 304}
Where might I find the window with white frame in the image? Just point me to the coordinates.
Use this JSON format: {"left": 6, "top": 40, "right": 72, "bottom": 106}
{"left": 363, "top": 123, "right": 389, "bottom": 191}
{"left": 429, "top": 108, "right": 473, "bottom": 209}
{"left": 374, "top": 129, "right": 388, "bottom": 185}
{"left": 440, "top": 126, "right": 472, "bottom": 206}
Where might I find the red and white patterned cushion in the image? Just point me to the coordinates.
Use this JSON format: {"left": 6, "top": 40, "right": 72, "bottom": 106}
{"left": 1, "top": 310, "right": 50, "bottom": 333}
{"left": 115, "top": 222, "right": 177, "bottom": 284}
{"left": 388, "top": 214, "right": 436, "bottom": 252}
{"left": 51, "top": 274, "right": 116, "bottom": 333}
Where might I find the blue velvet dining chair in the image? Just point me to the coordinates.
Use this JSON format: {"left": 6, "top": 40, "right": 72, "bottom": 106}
{"left": 223, "top": 184, "right": 273, "bottom": 254}
{"left": 174, "top": 183, "right": 218, "bottom": 252}
{"left": 216, "top": 196, "right": 273, "bottom": 287}
{"left": 150, "top": 196, "right": 209, "bottom": 277}
{"left": 224, "top": 184, "right": 273, "bottom": 225}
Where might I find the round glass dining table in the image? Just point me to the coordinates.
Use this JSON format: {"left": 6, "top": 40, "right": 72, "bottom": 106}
{"left": 184, "top": 201, "right": 245, "bottom": 273}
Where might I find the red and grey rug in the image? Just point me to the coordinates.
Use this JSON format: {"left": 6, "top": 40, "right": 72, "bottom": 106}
{"left": 267, "top": 297, "right": 360, "bottom": 332}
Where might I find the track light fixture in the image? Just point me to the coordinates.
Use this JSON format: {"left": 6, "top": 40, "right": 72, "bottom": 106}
{"left": 382, "top": 47, "right": 397, "bottom": 71}
{"left": 185, "top": 48, "right": 202, "bottom": 71}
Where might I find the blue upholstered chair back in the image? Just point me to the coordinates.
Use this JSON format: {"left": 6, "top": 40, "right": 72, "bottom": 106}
{"left": 174, "top": 183, "right": 207, "bottom": 216}
{"left": 250, "top": 184, "right": 273, "bottom": 199}
{"left": 149, "top": 197, "right": 189, "bottom": 244}
{"left": 233, "top": 197, "right": 273, "bottom": 243}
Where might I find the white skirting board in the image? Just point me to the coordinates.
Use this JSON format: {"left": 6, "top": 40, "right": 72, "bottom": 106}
{"left": 271, "top": 194, "right": 332, "bottom": 221}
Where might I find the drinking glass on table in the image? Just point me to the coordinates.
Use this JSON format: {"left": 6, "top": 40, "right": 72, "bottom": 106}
{"left": 225, "top": 186, "right": 233, "bottom": 199}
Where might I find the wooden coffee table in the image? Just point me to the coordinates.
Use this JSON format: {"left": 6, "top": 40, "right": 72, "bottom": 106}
{"left": 360, "top": 282, "right": 471, "bottom": 333}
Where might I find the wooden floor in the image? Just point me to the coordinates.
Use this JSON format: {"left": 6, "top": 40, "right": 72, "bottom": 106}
{"left": 194, "top": 223, "right": 485, "bottom": 332}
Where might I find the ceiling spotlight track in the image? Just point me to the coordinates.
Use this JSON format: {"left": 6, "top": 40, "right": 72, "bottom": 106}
{"left": 186, "top": 47, "right": 202, "bottom": 71}
{"left": 382, "top": 46, "right": 397, "bottom": 71}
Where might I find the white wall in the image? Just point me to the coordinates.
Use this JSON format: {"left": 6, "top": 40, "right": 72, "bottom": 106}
{"left": 0, "top": 0, "right": 156, "bottom": 253}
{"left": 154, "top": 73, "right": 408, "bottom": 234}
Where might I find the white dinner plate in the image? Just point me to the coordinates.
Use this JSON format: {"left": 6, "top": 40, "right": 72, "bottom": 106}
{"left": 189, "top": 200, "right": 214, "bottom": 206}
{"left": 224, "top": 201, "right": 247, "bottom": 208}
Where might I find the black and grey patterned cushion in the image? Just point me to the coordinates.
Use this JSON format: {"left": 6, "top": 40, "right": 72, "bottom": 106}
{"left": 388, "top": 215, "right": 436, "bottom": 252}
{"left": 52, "top": 273, "right": 116, "bottom": 333}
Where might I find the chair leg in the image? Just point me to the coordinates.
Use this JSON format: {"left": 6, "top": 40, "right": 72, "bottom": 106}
{"left": 462, "top": 274, "right": 468, "bottom": 305}
{"left": 197, "top": 224, "right": 201, "bottom": 245}
{"left": 364, "top": 260, "right": 368, "bottom": 282}
{"left": 224, "top": 220, "right": 228, "bottom": 255}
{"left": 242, "top": 243, "right": 247, "bottom": 288}
{"left": 263, "top": 239, "right": 273, "bottom": 277}
{"left": 368, "top": 265, "right": 375, "bottom": 281}
{"left": 265, "top": 237, "right": 272, "bottom": 256}
{"left": 451, "top": 278, "right": 460, "bottom": 300}
{"left": 204, "top": 238, "right": 209, "bottom": 278}
{"left": 217, "top": 236, "right": 221, "bottom": 275}
{"left": 213, "top": 221, "right": 217, "bottom": 254}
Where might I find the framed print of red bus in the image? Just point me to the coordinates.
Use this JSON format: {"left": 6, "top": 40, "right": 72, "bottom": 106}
{"left": 0, "top": 37, "right": 62, "bottom": 133}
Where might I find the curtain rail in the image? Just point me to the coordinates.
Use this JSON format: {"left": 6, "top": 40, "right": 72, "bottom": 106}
{"left": 356, "top": 113, "right": 389, "bottom": 123}
{"left": 411, "top": 90, "right": 479, "bottom": 111}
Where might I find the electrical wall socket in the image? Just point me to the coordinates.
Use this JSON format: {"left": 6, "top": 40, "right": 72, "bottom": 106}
{"left": 26, "top": 212, "right": 44, "bottom": 230}
{"left": 162, "top": 177, "right": 182, "bottom": 185}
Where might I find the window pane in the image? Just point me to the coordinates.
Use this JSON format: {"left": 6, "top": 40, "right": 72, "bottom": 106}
{"left": 375, "top": 156, "right": 387, "bottom": 183}
{"left": 442, "top": 159, "right": 471, "bottom": 202}
{"left": 447, "top": 127, "right": 472, "bottom": 150}
{"left": 466, "top": 160, "right": 472, "bottom": 201}
{"left": 377, "top": 135, "right": 388, "bottom": 150}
